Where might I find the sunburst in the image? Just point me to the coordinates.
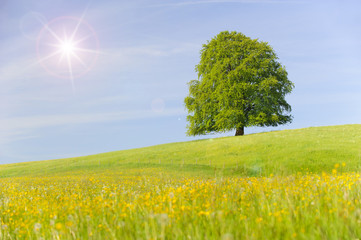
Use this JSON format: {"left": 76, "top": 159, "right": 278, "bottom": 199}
{"left": 36, "top": 14, "right": 99, "bottom": 91}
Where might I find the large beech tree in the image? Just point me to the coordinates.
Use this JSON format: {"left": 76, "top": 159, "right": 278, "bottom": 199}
{"left": 185, "top": 31, "right": 294, "bottom": 136}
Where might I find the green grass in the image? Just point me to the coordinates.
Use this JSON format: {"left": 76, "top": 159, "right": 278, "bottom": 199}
{"left": 1, "top": 124, "right": 360, "bottom": 177}
{"left": 1, "top": 124, "right": 361, "bottom": 239}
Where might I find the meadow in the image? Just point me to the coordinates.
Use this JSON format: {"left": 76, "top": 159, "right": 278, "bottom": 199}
{"left": 1, "top": 124, "right": 361, "bottom": 239}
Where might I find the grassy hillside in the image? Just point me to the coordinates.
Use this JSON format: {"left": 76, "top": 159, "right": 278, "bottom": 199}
{"left": 1, "top": 124, "right": 361, "bottom": 177}
{"left": 1, "top": 124, "right": 361, "bottom": 239}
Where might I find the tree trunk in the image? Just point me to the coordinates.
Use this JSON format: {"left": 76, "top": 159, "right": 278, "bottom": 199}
{"left": 235, "top": 127, "right": 244, "bottom": 136}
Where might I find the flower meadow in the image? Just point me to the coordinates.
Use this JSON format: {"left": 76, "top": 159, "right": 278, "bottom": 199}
{"left": 0, "top": 167, "right": 361, "bottom": 239}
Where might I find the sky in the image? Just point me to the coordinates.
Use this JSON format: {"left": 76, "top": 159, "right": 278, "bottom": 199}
{"left": 0, "top": 0, "right": 360, "bottom": 163}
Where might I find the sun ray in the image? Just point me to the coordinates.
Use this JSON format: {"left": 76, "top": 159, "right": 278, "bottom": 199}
{"left": 73, "top": 34, "right": 92, "bottom": 45}
{"left": 63, "top": 26, "right": 68, "bottom": 42}
{"left": 36, "top": 14, "right": 99, "bottom": 88}
{"left": 35, "top": 49, "right": 63, "bottom": 66}
{"left": 70, "top": 6, "right": 88, "bottom": 42}
{"left": 58, "top": 52, "right": 66, "bottom": 65}
{"left": 66, "top": 53, "right": 75, "bottom": 92}
{"left": 25, "top": 49, "right": 63, "bottom": 70}
{"left": 73, "top": 47, "right": 103, "bottom": 55}
{"left": 45, "top": 43, "right": 63, "bottom": 48}
{"left": 38, "top": 18, "right": 63, "bottom": 43}
{"left": 71, "top": 52, "right": 89, "bottom": 70}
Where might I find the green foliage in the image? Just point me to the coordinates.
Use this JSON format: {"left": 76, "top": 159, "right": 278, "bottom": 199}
{"left": 185, "top": 31, "right": 294, "bottom": 135}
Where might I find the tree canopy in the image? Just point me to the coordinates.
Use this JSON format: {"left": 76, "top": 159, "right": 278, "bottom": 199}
{"left": 184, "top": 31, "right": 294, "bottom": 136}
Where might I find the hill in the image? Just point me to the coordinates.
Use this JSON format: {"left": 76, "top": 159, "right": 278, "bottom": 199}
{"left": 0, "top": 124, "right": 360, "bottom": 177}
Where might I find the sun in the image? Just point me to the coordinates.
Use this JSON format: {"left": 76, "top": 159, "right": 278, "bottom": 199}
{"left": 36, "top": 15, "right": 99, "bottom": 91}
{"left": 60, "top": 40, "right": 76, "bottom": 55}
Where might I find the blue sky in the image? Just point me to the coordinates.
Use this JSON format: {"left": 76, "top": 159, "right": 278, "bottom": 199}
{"left": 0, "top": 0, "right": 360, "bottom": 163}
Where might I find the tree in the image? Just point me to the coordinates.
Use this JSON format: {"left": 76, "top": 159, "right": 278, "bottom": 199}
{"left": 184, "top": 31, "right": 294, "bottom": 136}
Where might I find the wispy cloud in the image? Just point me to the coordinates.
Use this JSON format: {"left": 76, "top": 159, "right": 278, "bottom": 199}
{"left": 153, "top": 0, "right": 304, "bottom": 7}
{"left": 0, "top": 108, "right": 185, "bottom": 144}
{"left": 0, "top": 56, "right": 43, "bottom": 84}
{"left": 0, "top": 131, "right": 37, "bottom": 145}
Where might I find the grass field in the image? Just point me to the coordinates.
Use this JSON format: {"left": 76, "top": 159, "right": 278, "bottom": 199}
{"left": 0, "top": 124, "right": 361, "bottom": 239}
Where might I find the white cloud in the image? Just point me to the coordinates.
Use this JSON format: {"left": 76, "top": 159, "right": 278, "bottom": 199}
{"left": 0, "top": 56, "right": 43, "bottom": 84}
{"left": 0, "top": 108, "right": 186, "bottom": 144}
{"left": 152, "top": 0, "right": 304, "bottom": 7}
